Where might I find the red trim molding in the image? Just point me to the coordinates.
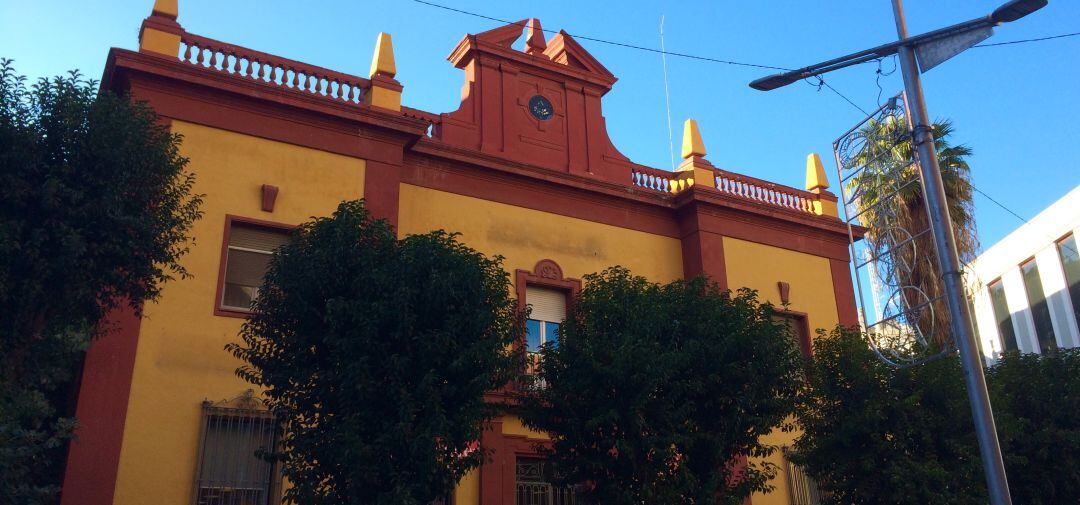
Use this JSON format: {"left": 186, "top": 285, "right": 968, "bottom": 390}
{"left": 213, "top": 215, "right": 296, "bottom": 319}
{"left": 829, "top": 258, "right": 859, "bottom": 328}
{"left": 479, "top": 418, "right": 554, "bottom": 504}
{"left": 363, "top": 159, "right": 402, "bottom": 231}
{"left": 775, "top": 309, "right": 813, "bottom": 358}
{"left": 678, "top": 203, "right": 728, "bottom": 289}
{"left": 61, "top": 304, "right": 144, "bottom": 505}
{"left": 514, "top": 259, "right": 582, "bottom": 304}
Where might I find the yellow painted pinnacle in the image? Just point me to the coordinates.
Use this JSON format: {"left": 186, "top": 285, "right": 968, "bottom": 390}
{"left": 369, "top": 32, "right": 397, "bottom": 78}
{"left": 680, "top": 119, "right": 706, "bottom": 159}
{"left": 805, "top": 153, "right": 829, "bottom": 191}
{"left": 151, "top": 0, "right": 178, "bottom": 18}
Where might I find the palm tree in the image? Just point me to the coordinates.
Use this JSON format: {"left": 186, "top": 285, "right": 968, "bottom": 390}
{"left": 849, "top": 118, "right": 977, "bottom": 348}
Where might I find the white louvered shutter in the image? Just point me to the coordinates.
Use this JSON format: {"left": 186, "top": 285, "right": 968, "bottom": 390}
{"left": 526, "top": 286, "right": 567, "bottom": 323}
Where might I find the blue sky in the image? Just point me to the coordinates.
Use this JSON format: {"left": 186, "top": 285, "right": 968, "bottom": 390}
{"left": 2, "top": 0, "right": 1077, "bottom": 251}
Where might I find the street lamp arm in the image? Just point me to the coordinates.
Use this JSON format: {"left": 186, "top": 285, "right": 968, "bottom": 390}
{"left": 749, "top": 0, "right": 1047, "bottom": 91}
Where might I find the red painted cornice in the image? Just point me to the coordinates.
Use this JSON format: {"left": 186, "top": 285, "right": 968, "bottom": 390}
{"left": 101, "top": 46, "right": 860, "bottom": 257}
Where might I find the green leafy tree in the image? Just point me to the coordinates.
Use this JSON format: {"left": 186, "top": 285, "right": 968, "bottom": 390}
{"left": 521, "top": 268, "right": 803, "bottom": 504}
{"left": 794, "top": 329, "right": 1080, "bottom": 504}
{"left": 851, "top": 118, "right": 976, "bottom": 345}
{"left": 227, "top": 200, "right": 525, "bottom": 505}
{"left": 987, "top": 349, "right": 1080, "bottom": 504}
{"left": 0, "top": 59, "right": 202, "bottom": 504}
{"left": 791, "top": 328, "right": 984, "bottom": 504}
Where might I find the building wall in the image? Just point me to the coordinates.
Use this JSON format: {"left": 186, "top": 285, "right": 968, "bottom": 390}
{"left": 723, "top": 237, "right": 839, "bottom": 505}
{"left": 111, "top": 121, "right": 366, "bottom": 505}
{"left": 70, "top": 11, "right": 859, "bottom": 504}
{"left": 968, "top": 185, "right": 1080, "bottom": 358}
{"left": 396, "top": 184, "right": 685, "bottom": 284}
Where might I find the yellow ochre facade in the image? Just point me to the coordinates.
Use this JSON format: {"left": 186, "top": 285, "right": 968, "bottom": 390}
{"left": 63, "top": 2, "right": 860, "bottom": 505}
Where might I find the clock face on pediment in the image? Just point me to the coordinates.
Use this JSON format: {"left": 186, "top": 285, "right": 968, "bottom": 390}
{"left": 528, "top": 95, "right": 554, "bottom": 121}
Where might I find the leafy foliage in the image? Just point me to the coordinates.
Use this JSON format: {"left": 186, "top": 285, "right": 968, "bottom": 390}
{"left": 227, "top": 200, "right": 525, "bottom": 505}
{"left": 792, "top": 328, "right": 984, "bottom": 504}
{"left": 794, "top": 328, "right": 1080, "bottom": 504}
{"left": 521, "top": 268, "right": 804, "bottom": 504}
{"left": 987, "top": 349, "right": 1080, "bottom": 504}
{"left": 0, "top": 59, "right": 202, "bottom": 504}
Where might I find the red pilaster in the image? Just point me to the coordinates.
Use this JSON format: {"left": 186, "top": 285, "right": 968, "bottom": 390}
{"left": 830, "top": 257, "right": 859, "bottom": 327}
{"left": 479, "top": 419, "right": 508, "bottom": 504}
{"left": 364, "top": 159, "right": 402, "bottom": 231}
{"left": 678, "top": 201, "right": 728, "bottom": 289}
{"left": 60, "top": 305, "right": 143, "bottom": 505}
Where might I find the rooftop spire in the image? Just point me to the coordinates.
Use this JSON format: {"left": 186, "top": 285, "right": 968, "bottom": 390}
{"left": 674, "top": 119, "right": 716, "bottom": 191}
{"left": 369, "top": 32, "right": 397, "bottom": 78}
{"left": 805, "top": 153, "right": 829, "bottom": 191}
{"left": 139, "top": 0, "right": 182, "bottom": 56}
{"left": 151, "top": 0, "right": 178, "bottom": 19}
{"left": 681, "top": 118, "right": 707, "bottom": 159}
{"left": 525, "top": 18, "right": 547, "bottom": 55}
{"left": 366, "top": 32, "right": 402, "bottom": 111}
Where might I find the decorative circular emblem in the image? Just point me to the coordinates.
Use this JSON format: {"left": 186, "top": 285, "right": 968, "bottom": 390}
{"left": 528, "top": 95, "right": 553, "bottom": 120}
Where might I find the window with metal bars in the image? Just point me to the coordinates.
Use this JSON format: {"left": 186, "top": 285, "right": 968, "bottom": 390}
{"left": 515, "top": 457, "right": 576, "bottom": 505}
{"left": 784, "top": 452, "right": 822, "bottom": 505}
{"left": 192, "top": 402, "right": 279, "bottom": 505}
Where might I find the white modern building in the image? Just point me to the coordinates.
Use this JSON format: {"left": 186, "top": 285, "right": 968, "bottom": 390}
{"left": 967, "top": 184, "right": 1080, "bottom": 359}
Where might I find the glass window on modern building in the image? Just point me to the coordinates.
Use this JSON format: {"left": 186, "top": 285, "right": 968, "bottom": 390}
{"left": 220, "top": 222, "right": 290, "bottom": 311}
{"left": 1057, "top": 234, "right": 1080, "bottom": 335}
{"left": 515, "top": 457, "right": 576, "bottom": 505}
{"left": 192, "top": 403, "right": 279, "bottom": 505}
{"left": 1021, "top": 259, "right": 1057, "bottom": 353}
{"left": 988, "top": 279, "right": 1018, "bottom": 353}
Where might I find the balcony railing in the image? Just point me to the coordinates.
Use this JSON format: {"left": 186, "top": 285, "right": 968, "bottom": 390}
{"left": 630, "top": 164, "right": 823, "bottom": 216}
{"left": 177, "top": 32, "right": 371, "bottom": 106}
{"left": 714, "top": 170, "right": 818, "bottom": 215}
{"left": 516, "top": 483, "right": 577, "bottom": 505}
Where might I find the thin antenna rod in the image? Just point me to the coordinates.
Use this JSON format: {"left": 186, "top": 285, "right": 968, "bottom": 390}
{"left": 659, "top": 15, "right": 676, "bottom": 171}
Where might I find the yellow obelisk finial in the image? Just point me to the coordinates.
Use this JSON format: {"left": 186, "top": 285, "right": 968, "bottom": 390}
{"left": 369, "top": 32, "right": 397, "bottom": 78}
{"left": 681, "top": 118, "right": 707, "bottom": 159}
{"left": 805, "top": 153, "right": 838, "bottom": 217}
{"left": 673, "top": 119, "right": 716, "bottom": 192}
{"left": 365, "top": 32, "right": 402, "bottom": 111}
{"left": 139, "top": 0, "right": 182, "bottom": 56}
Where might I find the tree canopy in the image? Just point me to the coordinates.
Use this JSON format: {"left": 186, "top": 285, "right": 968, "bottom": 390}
{"left": 0, "top": 59, "right": 202, "bottom": 503}
{"left": 792, "top": 328, "right": 984, "bottom": 504}
{"left": 987, "top": 349, "right": 1080, "bottom": 504}
{"left": 227, "top": 200, "right": 525, "bottom": 505}
{"left": 794, "top": 328, "right": 1080, "bottom": 504}
{"left": 521, "top": 268, "right": 804, "bottom": 504}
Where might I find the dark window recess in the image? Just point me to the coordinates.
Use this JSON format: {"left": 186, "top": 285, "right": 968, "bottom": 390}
{"left": 773, "top": 313, "right": 812, "bottom": 358}
{"left": 1057, "top": 235, "right": 1080, "bottom": 338}
{"left": 1021, "top": 259, "right": 1057, "bottom": 353}
{"left": 193, "top": 403, "right": 278, "bottom": 505}
{"left": 988, "top": 280, "right": 1018, "bottom": 353}
{"left": 221, "top": 224, "right": 289, "bottom": 311}
{"left": 515, "top": 458, "right": 576, "bottom": 505}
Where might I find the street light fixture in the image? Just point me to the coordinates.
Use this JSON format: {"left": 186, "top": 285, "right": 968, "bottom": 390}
{"left": 749, "top": 0, "right": 1048, "bottom": 91}
{"left": 749, "top": 1, "right": 1049, "bottom": 504}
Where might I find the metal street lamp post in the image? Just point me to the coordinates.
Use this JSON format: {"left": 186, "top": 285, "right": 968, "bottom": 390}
{"left": 748, "top": 1, "right": 1048, "bottom": 504}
